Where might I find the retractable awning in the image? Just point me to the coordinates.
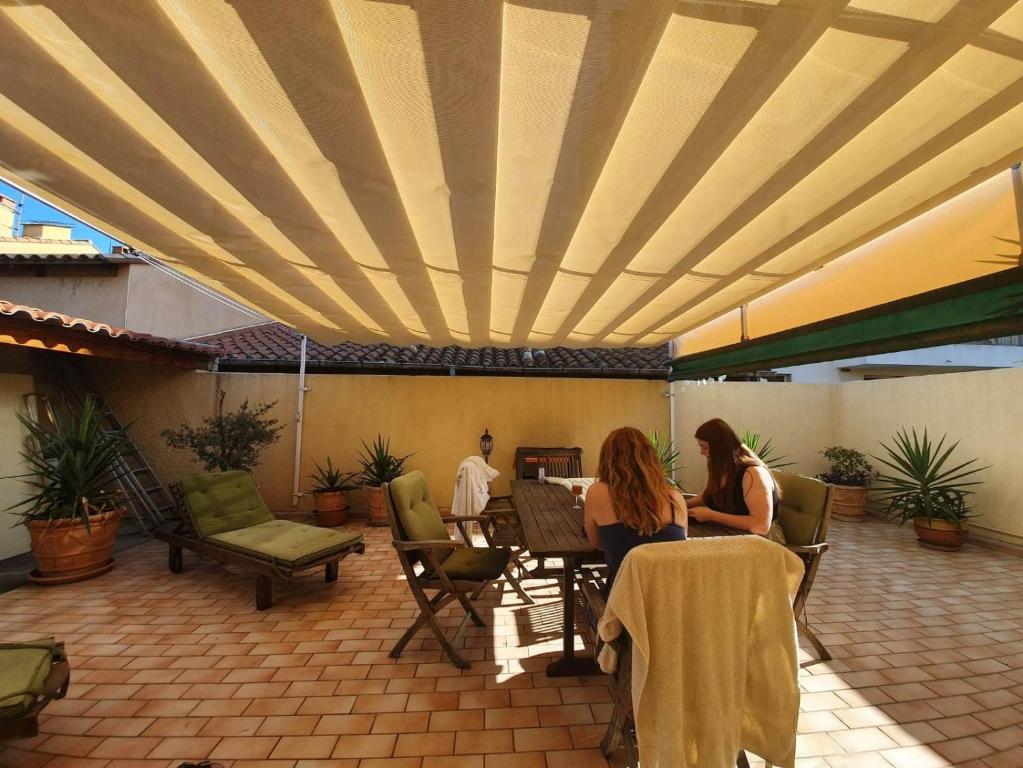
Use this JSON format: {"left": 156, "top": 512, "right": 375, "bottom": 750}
{"left": 1, "top": 1, "right": 1021, "bottom": 348}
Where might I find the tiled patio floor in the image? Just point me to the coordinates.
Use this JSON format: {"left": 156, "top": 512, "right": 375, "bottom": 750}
{"left": 1, "top": 518, "right": 1022, "bottom": 768}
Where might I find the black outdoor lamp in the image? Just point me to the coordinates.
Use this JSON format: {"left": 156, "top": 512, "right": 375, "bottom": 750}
{"left": 479, "top": 428, "right": 494, "bottom": 464}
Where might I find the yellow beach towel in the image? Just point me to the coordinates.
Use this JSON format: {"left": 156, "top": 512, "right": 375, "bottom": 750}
{"left": 598, "top": 536, "right": 803, "bottom": 768}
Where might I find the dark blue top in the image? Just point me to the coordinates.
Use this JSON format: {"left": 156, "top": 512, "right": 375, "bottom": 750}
{"left": 599, "top": 519, "right": 687, "bottom": 590}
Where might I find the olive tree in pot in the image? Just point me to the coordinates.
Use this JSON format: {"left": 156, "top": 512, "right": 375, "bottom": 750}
{"left": 818, "top": 447, "right": 873, "bottom": 522}
{"left": 6, "top": 396, "right": 127, "bottom": 584}
{"left": 162, "top": 389, "right": 284, "bottom": 472}
{"left": 357, "top": 435, "right": 414, "bottom": 526}
{"left": 307, "top": 457, "right": 360, "bottom": 527}
{"left": 872, "top": 428, "right": 987, "bottom": 551}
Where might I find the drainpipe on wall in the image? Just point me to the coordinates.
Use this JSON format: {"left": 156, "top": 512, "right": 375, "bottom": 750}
{"left": 291, "top": 335, "right": 309, "bottom": 507}
{"left": 667, "top": 339, "right": 677, "bottom": 485}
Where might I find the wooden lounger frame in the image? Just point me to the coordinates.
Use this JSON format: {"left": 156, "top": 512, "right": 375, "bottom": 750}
{"left": 0, "top": 642, "right": 70, "bottom": 742}
{"left": 155, "top": 485, "right": 364, "bottom": 610}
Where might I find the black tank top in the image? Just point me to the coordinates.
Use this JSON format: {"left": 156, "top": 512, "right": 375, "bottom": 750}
{"left": 708, "top": 465, "right": 779, "bottom": 517}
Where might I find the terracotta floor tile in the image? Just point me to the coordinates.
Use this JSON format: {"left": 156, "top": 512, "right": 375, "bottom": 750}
{"left": 331, "top": 733, "right": 396, "bottom": 758}
{"left": 393, "top": 731, "right": 455, "bottom": 757}
{"left": 199, "top": 715, "right": 266, "bottom": 736}
{"left": 484, "top": 751, "right": 546, "bottom": 768}
{"left": 422, "top": 755, "right": 484, "bottom": 768}
{"left": 270, "top": 735, "right": 338, "bottom": 759}
{"left": 513, "top": 726, "right": 574, "bottom": 751}
{"left": 370, "top": 712, "right": 431, "bottom": 734}
{"left": 87, "top": 737, "right": 161, "bottom": 759}
{"left": 145, "top": 736, "right": 219, "bottom": 759}
{"left": 37, "top": 735, "right": 105, "bottom": 758}
{"left": 209, "top": 736, "right": 280, "bottom": 760}
{"left": 545, "top": 748, "right": 613, "bottom": 768}
{"left": 313, "top": 714, "right": 377, "bottom": 735}
{"left": 255, "top": 715, "right": 321, "bottom": 736}
{"left": 454, "top": 729, "right": 514, "bottom": 755}
{"left": 430, "top": 709, "right": 484, "bottom": 732}
{"left": 351, "top": 693, "right": 409, "bottom": 713}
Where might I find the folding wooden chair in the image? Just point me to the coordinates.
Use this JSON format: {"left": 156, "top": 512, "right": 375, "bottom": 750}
{"left": 0, "top": 640, "right": 70, "bottom": 741}
{"left": 772, "top": 471, "right": 833, "bottom": 667}
{"left": 385, "top": 471, "right": 523, "bottom": 669}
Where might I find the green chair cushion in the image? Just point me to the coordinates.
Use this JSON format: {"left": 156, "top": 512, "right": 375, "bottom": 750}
{"left": 0, "top": 643, "right": 54, "bottom": 720}
{"left": 773, "top": 471, "right": 830, "bottom": 546}
{"left": 429, "top": 546, "right": 512, "bottom": 582}
{"left": 209, "top": 520, "right": 363, "bottom": 568}
{"left": 389, "top": 472, "right": 453, "bottom": 562}
{"left": 180, "top": 471, "right": 274, "bottom": 538}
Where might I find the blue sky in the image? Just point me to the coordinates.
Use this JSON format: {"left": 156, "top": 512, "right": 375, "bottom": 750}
{"left": 0, "top": 177, "right": 122, "bottom": 250}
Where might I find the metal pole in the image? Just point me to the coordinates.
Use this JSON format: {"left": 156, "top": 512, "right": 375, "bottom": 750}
{"left": 291, "top": 335, "right": 309, "bottom": 507}
{"left": 668, "top": 339, "right": 677, "bottom": 485}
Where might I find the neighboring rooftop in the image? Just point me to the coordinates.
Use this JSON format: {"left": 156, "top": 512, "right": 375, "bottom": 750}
{"left": 0, "top": 300, "right": 220, "bottom": 367}
{"left": 196, "top": 321, "right": 670, "bottom": 379}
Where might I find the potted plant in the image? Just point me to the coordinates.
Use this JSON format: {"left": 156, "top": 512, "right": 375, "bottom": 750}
{"left": 740, "top": 429, "right": 795, "bottom": 469}
{"left": 873, "top": 428, "right": 987, "bottom": 551}
{"left": 307, "top": 456, "right": 359, "bottom": 527}
{"left": 818, "top": 446, "right": 873, "bottom": 522}
{"left": 357, "top": 435, "right": 414, "bottom": 526}
{"left": 7, "top": 395, "right": 127, "bottom": 584}
{"left": 648, "top": 430, "right": 682, "bottom": 488}
{"left": 162, "top": 389, "right": 284, "bottom": 472}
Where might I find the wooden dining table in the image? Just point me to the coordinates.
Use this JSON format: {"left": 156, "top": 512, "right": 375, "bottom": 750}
{"left": 510, "top": 478, "right": 739, "bottom": 677}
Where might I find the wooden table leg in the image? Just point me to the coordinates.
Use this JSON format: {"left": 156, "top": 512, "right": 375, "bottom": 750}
{"left": 546, "top": 556, "right": 601, "bottom": 677}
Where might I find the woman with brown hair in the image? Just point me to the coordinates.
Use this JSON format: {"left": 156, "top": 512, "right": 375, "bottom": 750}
{"left": 687, "top": 418, "right": 781, "bottom": 538}
{"left": 584, "top": 427, "right": 687, "bottom": 588}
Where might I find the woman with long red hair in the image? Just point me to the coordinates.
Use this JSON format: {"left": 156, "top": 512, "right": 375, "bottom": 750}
{"left": 584, "top": 427, "right": 687, "bottom": 588}
{"left": 687, "top": 418, "right": 780, "bottom": 538}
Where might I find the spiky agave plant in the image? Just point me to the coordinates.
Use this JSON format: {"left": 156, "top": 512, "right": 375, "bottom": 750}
{"left": 740, "top": 429, "right": 795, "bottom": 469}
{"left": 356, "top": 435, "right": 415, "bottom": 487}
{"left": 872, "top": 428, "right": 987, "bottom": 527}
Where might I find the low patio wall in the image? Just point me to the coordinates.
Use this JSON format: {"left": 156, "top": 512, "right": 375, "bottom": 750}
{"left": 91, "top": 361, "right": 669, "bottom": 514}
{"left": 673, "top": 368, "right": 1023, "bottom": 549}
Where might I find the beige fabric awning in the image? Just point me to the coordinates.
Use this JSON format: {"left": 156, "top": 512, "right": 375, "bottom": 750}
{"left": 1, "top": 1, "right": 1021, "bottom": 348}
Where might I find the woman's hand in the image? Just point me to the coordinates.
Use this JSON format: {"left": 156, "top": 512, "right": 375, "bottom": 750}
{"left": 688, "top": 505, "right": 715, "bottom": 523}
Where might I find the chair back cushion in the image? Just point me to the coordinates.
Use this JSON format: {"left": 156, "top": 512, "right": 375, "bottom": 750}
{"left": 179, "top": 471, "right": 274, "bottom": 538}
{"left": 389, "top": 471, "right": 451, "bottom": 554}
{"left": 772, "top": 471, "right": 830, "bottom": 546}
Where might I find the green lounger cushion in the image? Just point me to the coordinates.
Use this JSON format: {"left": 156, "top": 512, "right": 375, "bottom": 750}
{"left": 0, "top": 642, "right": 55, "bottom": 720}
{"left": 773, "top": 471, "right": 829, "bottom": 546}
{"left": 209, "top": 520, "right": 363, "bottom": 568}
{"left": 390, "top": 471, "right": 453, "bottom": 562}
{"left": 180, "top": 471, "right": 274, "bottom": 539}
{"left": 429, "top": 546, "right": 511, "bottom": 581}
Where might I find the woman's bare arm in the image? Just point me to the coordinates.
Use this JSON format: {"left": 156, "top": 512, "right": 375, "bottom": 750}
{"left": 688, "top": 467, "right": 772, "bottom": 535}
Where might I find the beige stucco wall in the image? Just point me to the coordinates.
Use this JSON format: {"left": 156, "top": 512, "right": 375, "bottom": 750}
{"left": 672, "top": 380, "right": 836, "bottom": 494}
{"left": 124, "top": 265, "right": 261, "bottom": 339}
{"left": 90, "top": 362, "right": 669, "bottom": 511}
{"left": 836, "top": 368, "right": 1023, "bottom": 548}
{"left": 0, "top": 270, "right": 130, "bottom": 326}
{"left": 0, "top": 372, "right": 34, "bottom": 559}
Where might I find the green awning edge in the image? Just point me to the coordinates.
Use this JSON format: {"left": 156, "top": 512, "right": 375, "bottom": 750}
{"left": 670, "top": 267, "right": 1023, "bottom": 380}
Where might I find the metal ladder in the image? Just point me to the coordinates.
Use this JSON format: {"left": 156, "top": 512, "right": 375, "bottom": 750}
{"left": 40, "top": 356, "right": 176, "bottom": 534}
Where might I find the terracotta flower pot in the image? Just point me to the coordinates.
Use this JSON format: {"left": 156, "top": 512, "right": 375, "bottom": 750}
{"left": 913, "top": 518, "right": 969, "bottom": 551}
{"left": 366, "top": 485, "right": 388, "bottom": 527}
{"left": 830, "top": 484, "right": 869, "bottom": 522}
{"left": 26, "top": 509, "right": 123, "bottom": 584}
{"left": 313, "top": 490, "right": 349, "bottom": 527}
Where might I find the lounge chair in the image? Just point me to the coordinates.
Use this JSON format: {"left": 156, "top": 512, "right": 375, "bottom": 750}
{"left": 0, "top": 640, "right": 70, "bottom": 741}
{"left": 155, "top": 471, "right": 365, "bottom": 610}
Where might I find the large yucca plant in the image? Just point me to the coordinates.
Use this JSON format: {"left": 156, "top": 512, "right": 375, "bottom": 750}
{"left": 872, "top": 428, "right": 987, "bottom": 526}
{"left": 740, "top": 429, "right": 794, "bottom": 469}
{"left": 6, "top": 395, "right": 127, "bottom": 530}
{"left": 648, "top": 430, "right": 682, "bottom": 488}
